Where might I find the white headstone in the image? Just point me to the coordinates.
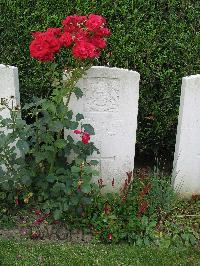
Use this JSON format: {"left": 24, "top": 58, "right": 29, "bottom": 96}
{"left": 0, "top": 64, "right": 20, "bottom": 118}
{"left": 172, "top": 74, "right": 200, "bottom": 197}
{"left": 0, "top": 64, "right": 21, "bottom": 169}
{"left": 67, "top": 66, "right": 140, "bottom": 190}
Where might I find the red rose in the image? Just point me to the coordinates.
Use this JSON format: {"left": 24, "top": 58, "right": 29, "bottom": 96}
{"left": 95, "top": 28, "right": 111, "bottom": 37}
{"left": 46, "top": 36, "right": 61, "bottom": 53}
{"left": 47, "top": 27, "right": 62, "bottom": 37}
{"left": 32, "top": 31, "right": 44, "bottom": 39}
{"left": 60, "top": 32, "right": 73, "bottom": 47}
{"left": 72, "top": 41, "right": 99, "bottom": 59}
{"left": 81, "top": 132, "right": 90, "bottom": 144}
{"left": 62, "top": 15, "right": 87, "bottom": 26}
{"left": 29, "top": 38, "right": 54, "bottom": 61}
{"left": 74, "top": 130, "right": 82, "bottom": 134}
{"left": 91, "top": 37, "right": 107, "bottom": 49}
{"left": 86, "top": 14, "right": 106, "bottom": 31}
{"left": 74, "top": 29, "right": 89, "bottom": 43}
{"left": 62, "top": 15, "right": 86, "bottom": 34}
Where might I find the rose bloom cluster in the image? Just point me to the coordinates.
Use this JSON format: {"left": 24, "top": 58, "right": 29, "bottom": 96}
{"left": 29, "top": 14, "right": 111, "bottom": 61}
{"left": 74, "top": 130, "right": 90, "bottom": 144}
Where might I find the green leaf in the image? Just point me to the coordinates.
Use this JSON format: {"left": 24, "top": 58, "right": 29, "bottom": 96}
{"left": 73, "top": 87, "right": 83, "bottom": 99}
{"left": 82, "top": 174, "right": 92, "bottom": 183}
{"left": 66, "top": 110, "right": 73, "bottom": 120}
{"left": 89, "top": 160, "right": 99, "bottom": 166}
{"left": 50, "top": 121, "right": 63, "bottom": 132}
{"left": 69, "top": 121, "right": 78, "bottom": 130}
{"left": 71, "top": 165, "right": 80, "bottom": 173}
{"left": 1, "top": 181, "right": 9, "bottom": 191}
{"left": 53, "top": 209, "right": 62, "bottom": 220}
{"left": 63, "top": 201, "right": 69, "bottom": 211}
{"left": 21, "top": 175, "right": 32, "bottom": 186}
{"left": 70, "top": 196, "right": 79, "bottom": 206}
{"left": 92, "top": 170, "right": 99, "bottom": 176}
{"left": 55, "top": 139, "right": 67, "bottom": 149}
{"left": 83, "top": 166, "right": 92, "bottom": 174}
{"left": 81, "top": 124, "right": 95, "bottom": 135}
{"left": 52, "top": 183, "right": 65, "bottom": 193}
{"left": 0, "top": 167, "right": 5, "bottom": 177}
{"left": 75, "top": 158, "right": 84, "bottom": 165}
{"left": 42, "top": 101, "right": 56, "bottom": 114}
{"left": 76, "top": 113, "right": 84, "bottom": 121}
{"left": 47, "top": 174, "right": 57, "bottom": 183}
{"left": 81, "top": 182, "right": 91, "bottom": 193}
{"left": 67, "top": 135, "right": 74, "bottom": 143}
{"left": 16, "top": 139, "right": 29, "bottom": 154}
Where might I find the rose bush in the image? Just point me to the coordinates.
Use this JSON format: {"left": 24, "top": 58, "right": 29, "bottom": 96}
{"left": 0, "top": 14, "right": 110, "bottom": 220}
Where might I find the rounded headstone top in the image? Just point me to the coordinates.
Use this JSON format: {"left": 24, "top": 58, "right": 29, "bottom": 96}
{"left": 82, "top": 66, "right": 140, "bottom": 80}
{"left": 0, "top": 64, "right": 17, "bottom": 70}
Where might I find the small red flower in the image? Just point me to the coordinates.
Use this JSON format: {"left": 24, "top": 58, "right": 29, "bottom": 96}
{"left": 138, "top": 167, "right": 150, "bottom": 180}
{"left": 74, "top": 130, "right": 82, "bottom": 134}
{"left": 137, "top": 201, "right": 148, "bottom": 218}
{"left": 74, "top": 130, "right": 91, "bottom": 144}
{"left": 139, "top": 183, "right": 151, "bottom": 198}
{"left": 33, "top": 213, "right": 50, "bottom": 225}
{"left": 98, "top": 178, "right": 103, "bottom": 188}
{"left": 15, "top": 198, "right": 19, "bottom": 205}
{"left": 122, "top": 195, "right": 127, "bottom": 203}
{"left": 108, "top": 233, "right": 112, "bottom": 240}
{"left": 31, "top": 231, "right": 40, "bottom": 239}
{"left": 126, "top": 171, "right": 132, "bottom": 184}
{"left": 35, "top": 210, "right": 42, "bottom": 216}
{"left": 111, "top": 178, "right": 115, "bottom": 187}
{"left": 53, "top": 220, "right": 61, "bottom": 225}
{"left": 33, "top": 217, "right": 45, "bottom": 225}
{"left": 123, "top": 179, "right": 128, "bottom": 191}
{"left": 104, "top": 202, "right": 110, "bottom": 215}
{"left": 81, "top": 132, "right": 90, "bottom": 144}
{"left": 77, "top": 184, "right": 81, "bottom": 192}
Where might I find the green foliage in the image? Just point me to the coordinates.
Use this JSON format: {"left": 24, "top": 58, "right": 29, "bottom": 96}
{"left": 78, "top": 171, "right": 199, "bottom": 247}
{"left": 0, "top": 66, "right": 100, "bottom": 221}
{"left": 0, "top": 240, "right": 200, "bottom": 266}
{"left": 1, "top": 0, "right": 200, "bottom": 159}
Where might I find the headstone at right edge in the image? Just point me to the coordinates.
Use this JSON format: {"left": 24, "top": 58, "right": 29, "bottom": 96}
{"left": 172, "top": 74, "right": 200, "bottom": 197}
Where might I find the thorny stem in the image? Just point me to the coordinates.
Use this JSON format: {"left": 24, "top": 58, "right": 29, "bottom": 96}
{"left": 62, "top": 63, "right": 92, "bottom": 107}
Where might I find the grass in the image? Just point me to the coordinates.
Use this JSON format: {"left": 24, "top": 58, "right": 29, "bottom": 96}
{"left": 0, "top": 239, "right": 199, "bottom": 266}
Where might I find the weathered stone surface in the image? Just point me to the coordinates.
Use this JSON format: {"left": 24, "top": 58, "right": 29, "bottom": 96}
{"left": 172, "top": 74, "right": 200, "bottom": 197}
{"left": 0, "top": 64, "right": 20, "bottom": 118}
{"left": 67, "top": 66, "right": 140, "bottom": 190}
{"left": 0, "top": 64, "right": 21, "bottom": 168}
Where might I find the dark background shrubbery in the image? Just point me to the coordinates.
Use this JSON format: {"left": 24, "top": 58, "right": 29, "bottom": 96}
{"left": 0, "top": 0, "right": 200, "bottom": 169}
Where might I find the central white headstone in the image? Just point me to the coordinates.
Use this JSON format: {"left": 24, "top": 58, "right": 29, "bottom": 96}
{"left": 68, "top": 66, "right": 140, "bottom": 190}
{"left": 172, "top": 74, "right": 200, "bottom": 197}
